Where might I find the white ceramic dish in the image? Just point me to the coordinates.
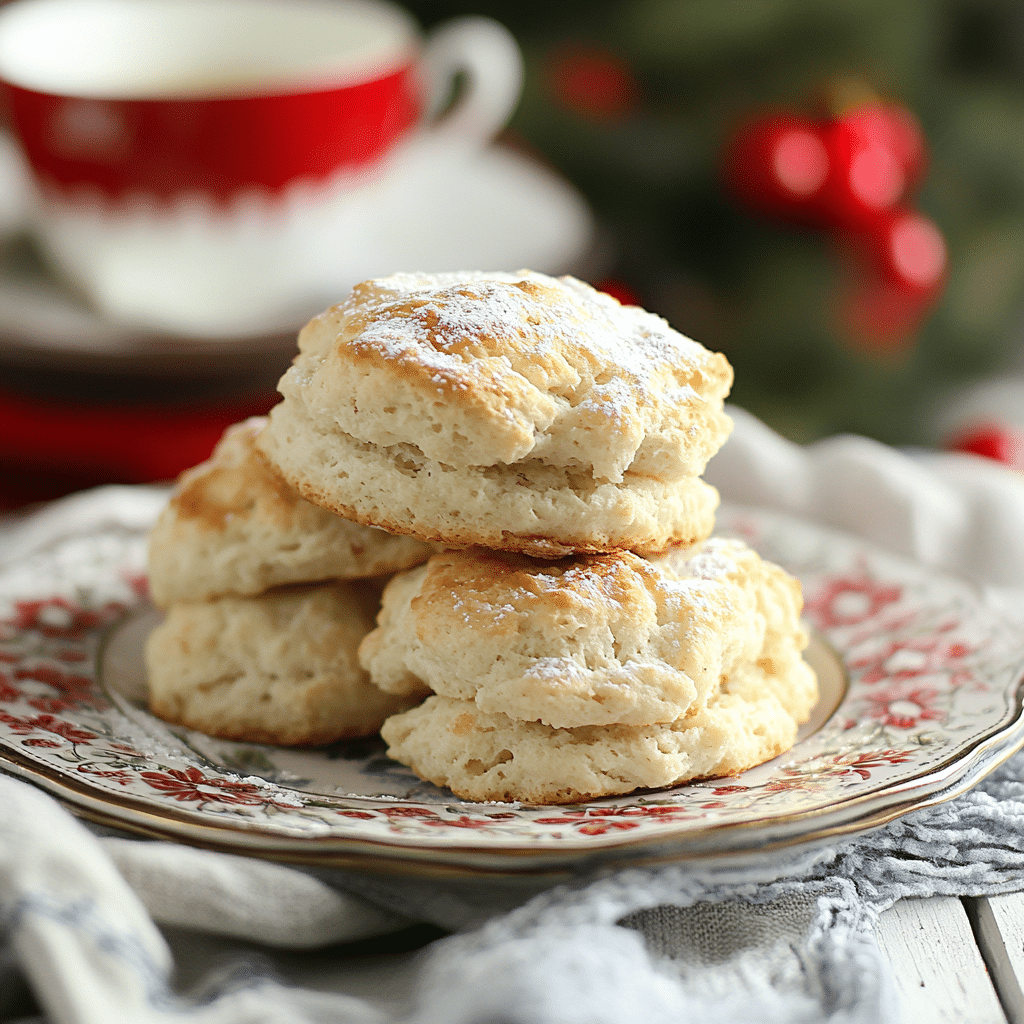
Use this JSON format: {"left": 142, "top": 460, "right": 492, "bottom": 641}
{"left": 1, "top": 493, "right": 1022, "bottom": 880}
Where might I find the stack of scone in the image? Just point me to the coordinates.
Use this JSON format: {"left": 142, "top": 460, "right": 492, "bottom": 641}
{"left": 145, "top": 269, "right": 818, "bottom": 803}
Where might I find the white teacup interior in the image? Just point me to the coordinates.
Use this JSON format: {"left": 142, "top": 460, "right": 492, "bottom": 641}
{"left": 0, "top": 0, "right": 418, "bottom": 98}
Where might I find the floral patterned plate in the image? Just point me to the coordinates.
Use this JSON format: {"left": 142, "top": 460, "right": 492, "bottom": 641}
{"left": 2, "top": 490, "right": 1023, "bottom": 880}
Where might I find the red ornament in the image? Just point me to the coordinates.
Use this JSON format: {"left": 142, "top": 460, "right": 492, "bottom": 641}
{"left": 815, "top": 111, "right": 908, "bottom": 230}
{"left": 723, "top": 114, "right": 830, "bottom": 220}
{"left": 871, "top": 208, "right": 947, "bottom": 295}
{"left": 843, "top": 102, "right": 926, "bottom": 187}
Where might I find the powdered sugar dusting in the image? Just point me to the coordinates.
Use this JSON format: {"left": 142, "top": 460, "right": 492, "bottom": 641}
{"left": 441, "top": 543, "right": 750, "bottom": 643}
{"left": 681, "top": 538, "right": 743, "bottom": 580}
{"left": 338, "top": 270, "right": 722, "bottom": 409}
{"left": 658, "top": 538, "right": 741, "bottom": 579}
{"left": 649, "top": 540, "right": 752, "bottom": 627}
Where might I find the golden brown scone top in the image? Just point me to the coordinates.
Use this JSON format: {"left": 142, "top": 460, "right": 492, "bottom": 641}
{"left": 166, "top": 417, "right": 302, "bottom": 531}
{"left": 289, "top": 270, "right": 733, "bottom": 483}
{"left": 360, "top": 538, "right": 812, "bottom": 730}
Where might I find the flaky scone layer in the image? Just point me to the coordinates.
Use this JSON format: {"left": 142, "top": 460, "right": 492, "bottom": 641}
{"left": 259, "top": 397, "right": 720, "bottom": 558}
{"left": 147, "top": 417, "right": 433, "bottom": 607}
{"left": 380, "top": 654, "right": 818, "bottom": 804}
{"left": 146, "top": 583, "right": 413, "bottom": 746}
{"left": 257, "top": 270, "right": 732, "bottom": 556}
{"left": 361, "top": 538, "right": 813, "bottom": 729}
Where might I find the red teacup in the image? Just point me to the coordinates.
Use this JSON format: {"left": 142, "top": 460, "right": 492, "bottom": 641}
{"left": 0, "top": 0, "right": 522, "bottom": 333}
{"left": 0, "top": 0, "right": 519, "bottom": 201}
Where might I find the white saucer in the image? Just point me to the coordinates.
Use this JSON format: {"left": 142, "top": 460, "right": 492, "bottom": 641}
{"left": 0, "top": 142, "right": 597, "bottom": 373}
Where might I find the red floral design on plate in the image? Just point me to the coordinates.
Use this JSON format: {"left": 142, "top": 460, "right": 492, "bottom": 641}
{"left": 863, "top": 684, "right": 944, "bottom": 729}
{"left": 106, "top": 742, "right": 147, "bottom": 757}
{"left": 4, "top": 596, "right": 125, "bottom": 639}
{"left": 0, "top": 709, "right": 97, "bottom": 743}
{"left": 139, "top": 766, "right": 286, "bottom": 807}
{"left": 55, "top": 649, "right": 88, "bottom": 663}
{"left": 533, "top": 804, "right": 699, "bottom": 834}
{"left": 381, "top": 807, "right": 441, "bottom": 819}
{"left": 124, "top": 573, "right": 150, "bottom": 601}
{"left": 78, "top": 765, "right": 134, "bottom": 785}
{"left": 576, "top": 820, "right": 641, "bottom": 835}
{"left": 850, "top": 635, "right": 974, "bottom": 688}
{"left": 12, "top": 661, "right": 105, "bottom": 711}
{"left": 764, "top": 748, "right": 915, "bottom": 791}
{"left": 0, "top": 674, "right": 18, "bottom": 702}
{"left": 826, "top": 749, "right": 915, "bottom": 778}
{"left": 357, "top": 806, "right": 523, "bottom": 831}
{"left": 701, "top": 784, "right": 752, "bottom": 797}
{"left": 804, "top": 563, "right": 903, "bottom": 629}
{"left": 763, "top": 773, "right": 836, "bottom": 794}
{"left": 420, "top": 815, "right": 515, "bottom": 830}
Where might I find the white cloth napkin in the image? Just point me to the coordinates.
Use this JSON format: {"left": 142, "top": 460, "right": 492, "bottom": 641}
{"left": 4, "top": 405, "right": 1024, "bottom": 1023}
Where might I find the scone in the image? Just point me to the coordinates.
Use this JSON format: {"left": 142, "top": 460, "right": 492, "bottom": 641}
{"left": 380, "top": 656, "right": 816, "bottom": 804}
{"left": 361, "top": 538, "right": 815, "bottom": 729}
{"left": 146, "top": 583, "right": 414, "bottom": 745}
{"left": 256, "top": 270, "right": 733, "bottom": 558}
{"left": 147, "top": 417, "right": 433, "bottom": 607}
{"left": 372, "top": 538, "right": 818, "bottom": 803}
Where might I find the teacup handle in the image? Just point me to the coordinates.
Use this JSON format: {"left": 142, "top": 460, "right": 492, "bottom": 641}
{"left": 418, "top": 16, "right": 523, "bottom": 151}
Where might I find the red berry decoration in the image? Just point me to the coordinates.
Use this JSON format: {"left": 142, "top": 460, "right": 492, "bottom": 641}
{"left": 871, "top": 103, "right": 927, "bottom": 187}
{"left": 722, "top": 86, "right": 944, "bottom": 355}
{"left": 816, "top": 111, "right": 908, "bottom": 230}
{"left": 872, "top": 208, "right": 947, "bottom": 295}
{"left": 838, "top": 208, "right": 946, "bottom": 352}
{"left": 595, "top": 278, "right": 641, "bottom": 307}
{"left": 723, "top": 114, "right": 830, "bottom": 220}
{"left": 947, "top": 425, "right": 1024, "bottom": 471}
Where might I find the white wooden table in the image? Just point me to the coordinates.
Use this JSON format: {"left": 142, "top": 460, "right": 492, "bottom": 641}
{"left": 877, "top": 895, "right": 1024, "bottom": 1022}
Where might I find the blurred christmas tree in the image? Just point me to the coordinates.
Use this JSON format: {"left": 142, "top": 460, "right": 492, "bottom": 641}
{"left": 407, "top": 0, "right": 1024, "bottom": 445}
